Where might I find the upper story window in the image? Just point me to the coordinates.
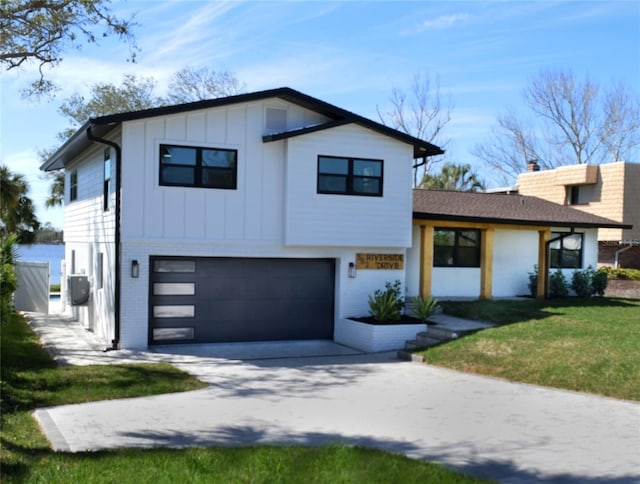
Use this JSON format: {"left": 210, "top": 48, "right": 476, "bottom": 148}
{"left": 433, "top": 228, "right": 481, "bottom": 267}
{"left": 103, "top": 148, "right": 111, "bottom": 211}
{"left": 69, "top": 170, "right": 78, "bottom": 202}
{"left": 550, "top": 232, "right": 583, "bottom": 268}
{"left": 317, "top": 156, "right": 383, "bottom": 197}
{"left": 160, "top": 144, "right": 237, "bottom": 190}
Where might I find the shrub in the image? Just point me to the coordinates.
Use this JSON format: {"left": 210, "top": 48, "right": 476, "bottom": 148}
{"left": 571, "top": 266, "right": 594, "bottom": 298}
{"left": 549, "top": 269, "right": 569, "bottom": 298}
{"left": 592, "top": 269, "right": 608, "bottom": 296}
{"left": 411, "top": 296, "right": 440, "bottom": 322}
{"left": 0, "top": 235, "right": 18, "bottom": 320}
{"left": 527, "top": 265, "right": 538, "bottom": 297}
{"left": 600, "top": 267, "right": 640, "bottom": 281}
{"left": 368, "top": 280, "right": 405, "bottom": 322}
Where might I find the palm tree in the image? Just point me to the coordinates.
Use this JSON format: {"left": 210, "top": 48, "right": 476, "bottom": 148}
{"left": 45, "top": 170, "right": 65, "bottom": 207}
{"left": 419, "top": 163, "right": 485, "bottom": 192}
{"left": 0, "top": 165, "right": 40, "bottom": 243}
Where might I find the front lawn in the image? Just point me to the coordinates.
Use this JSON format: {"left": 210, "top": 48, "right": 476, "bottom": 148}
{"left": 420, "top": 298, "right": 640, "bottom": 400}
{"left": 1, "top": 312, "right": 490, "bottom": 483}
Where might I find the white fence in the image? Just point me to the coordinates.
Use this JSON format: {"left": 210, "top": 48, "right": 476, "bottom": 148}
{"left": 14, "top": 261, "right": 50, "bottom": 313}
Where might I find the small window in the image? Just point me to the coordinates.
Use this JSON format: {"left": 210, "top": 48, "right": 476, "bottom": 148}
{"left": 550, "top": 232, "right": 583, "bottom": 269}
{"left": 159, "top": 144, "right": 237, "bottom": 189}
{"left": 266, "top": 107, "right": 287, "bottom": 133}
{"left": 69, "top": 170, "right": 78, "bottom": 202}
{"left": 97, "top": 252, "right": 104, "bottom": 289}
{"left": 103, "top": 149, "right": 111, "bottom": 211}
{"left": 317, "top": 156, "right": 383, "bottom": 196}
{"left": 433, "top": 228, "right": 481, "bottom": 267}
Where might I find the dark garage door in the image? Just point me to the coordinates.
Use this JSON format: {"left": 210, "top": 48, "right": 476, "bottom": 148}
{"left": 149, "top": 257, "right": 335, "bottom": 344}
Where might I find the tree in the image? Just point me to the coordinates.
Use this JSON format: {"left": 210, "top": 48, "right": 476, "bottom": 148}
{"left": 0, "top": 165, "right": 40, "bottom": 243}
{"left": 377, "top": 73, "right": 452, "bottom": 186}
{"left": 474, "top": 69, "right": 640, "bottom": 184}
{"left": 167, "top": 66, "right": 246, "bottom": 104}
{"left": 43, "top": 68, "right": 246, "bottom": 205}
{"left": 418, "top": 162, "right": 485, "bottom": 192}
{"left": 44, "top": 170, "right": 65, "bottom": 208}
{"left": 58, "top": 73, "right": 161, "bottom": 130}
{"left": 0, "top": 0, "right": 137, "bottom": 97}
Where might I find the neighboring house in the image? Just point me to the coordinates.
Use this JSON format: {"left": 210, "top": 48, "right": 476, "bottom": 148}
{"left": 517, "top": 162, "right": 640, "bottom": 268}
{"left": 406, "top": 190, "right": 629, "bottom": 300}
{"left": 40, "top": 87, "right": 443, "bottom": 350}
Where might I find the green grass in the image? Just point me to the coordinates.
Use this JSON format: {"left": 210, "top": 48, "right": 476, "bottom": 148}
{"left": 1, "top": 312, "right": 490, "bottom": 484}
{"left": 420, "top": 298, "right": 640, "bottom": 400}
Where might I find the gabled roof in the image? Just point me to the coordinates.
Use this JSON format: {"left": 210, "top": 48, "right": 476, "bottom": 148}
{"left": 41, "top": 87, "right": 444, "bottom": 171}
{"left": 413, "top": 189, "right": 631, "bottom": 229}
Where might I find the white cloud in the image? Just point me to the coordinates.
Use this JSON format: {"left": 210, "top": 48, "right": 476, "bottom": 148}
{"left": 402, "top": 13, "right": 469, "bottom": 36}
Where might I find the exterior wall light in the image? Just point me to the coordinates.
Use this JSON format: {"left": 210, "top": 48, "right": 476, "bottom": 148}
{"left": 348, "top": 262, "right": 357, "bottom": 278}
{"left": 131, "top": 259, "right": 140, "bottom": 278}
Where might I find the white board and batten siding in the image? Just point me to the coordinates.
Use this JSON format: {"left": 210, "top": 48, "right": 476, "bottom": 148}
{"left": 120, "top": 99, "right": 333, "bottom": 244}
{"left": 285, "top": 124, "right": 414, "bottom": 248}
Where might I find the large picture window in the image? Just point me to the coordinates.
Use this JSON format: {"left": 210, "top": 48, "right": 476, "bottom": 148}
{"left": 160, "top": 144, "right": 237, "bottom": 189}
{"left": 317, "top": 156, "right": 383, "bottom": 196}
{"left": 550, "top": 232, "right": 583, "bottom": 268}
{"left": 433, "top": 228, "right": 481, "bottom": 267}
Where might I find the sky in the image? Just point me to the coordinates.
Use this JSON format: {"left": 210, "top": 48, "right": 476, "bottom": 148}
{"left": 1, "top": 0, "right": 639, "bottom": 229}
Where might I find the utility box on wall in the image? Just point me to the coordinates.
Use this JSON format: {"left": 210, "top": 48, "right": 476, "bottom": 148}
{"left": 68, "top": 275, "right": 90, "bottom": 305}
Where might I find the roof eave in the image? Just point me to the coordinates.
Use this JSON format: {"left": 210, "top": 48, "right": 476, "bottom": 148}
{"left": 412, "top": 212, "right": 631, "bottom": 230}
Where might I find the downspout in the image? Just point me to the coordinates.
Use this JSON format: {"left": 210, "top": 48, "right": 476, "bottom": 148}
{"left": 86, "top": 126, "right": 121, "bottom": 350}
{"left": 614, "top": 242, "right": 635, "bottom": 269}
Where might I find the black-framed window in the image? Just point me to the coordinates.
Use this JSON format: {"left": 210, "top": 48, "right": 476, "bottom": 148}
{"left": 160, "top": 144, "right": 237, "bottom": 189}
{"left": 433, "top": 228, "right": 481, "bottom": 267}
{"left": 103, "top": 148, "right": 111, "bottom": 211}
{"left": 317, "top": 156, "right": 383, "bottom": 196}
{"left": 550, "top": 232, "right": 583, "bottom": 268}
{"left": 69, "top": 170, "right": 78, "bottom": 202}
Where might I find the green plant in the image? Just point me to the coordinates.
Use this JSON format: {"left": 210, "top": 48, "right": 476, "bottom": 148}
{"left": 0, "top": 234, "right": 18, "bottom": 320}
{"left": 571, "top": 266, "right": 594, "bottom": 298}
{"left": 368, "top": 280, "right": 404, "bottom": 322}
{"left": 411, "top": 296, "right": 440, "bottom": 322}
{"left": 549, "top": 269, "right": 569, "bottom": 298}
{"left": 592, "top": 269, "right": 608, "bottom": 296}
{"left": 600, "top": 267, "right": 640, "bottom": 281}
{"left": 527, "top": 265, "right": 538, "bottom": 297}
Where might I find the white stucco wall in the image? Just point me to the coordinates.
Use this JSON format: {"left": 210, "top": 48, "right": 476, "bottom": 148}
{"left": 492, "top": 229, "right": 539, "bottom": 297}
{"left": 406, "top": 225, "right": 601, "bottom": 300}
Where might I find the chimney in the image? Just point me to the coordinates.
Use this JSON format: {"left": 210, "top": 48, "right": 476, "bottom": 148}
{"left": 527, "top": 160, "right": 540, "bottom": 172}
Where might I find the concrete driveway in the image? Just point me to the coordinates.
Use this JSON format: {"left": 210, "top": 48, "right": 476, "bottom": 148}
{"left": 27, "top": 312, "right": 640, "bottom": 483}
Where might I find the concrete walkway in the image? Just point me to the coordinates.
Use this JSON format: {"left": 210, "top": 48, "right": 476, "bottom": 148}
{"left": 26, "top": 311, "right": 640, "bottom": 483}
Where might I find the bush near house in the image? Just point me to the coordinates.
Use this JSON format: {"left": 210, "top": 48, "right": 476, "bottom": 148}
{"left": 600, "top": 267, "right": 640, "bottom": 281}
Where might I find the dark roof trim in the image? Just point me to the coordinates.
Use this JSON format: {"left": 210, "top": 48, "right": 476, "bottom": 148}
{"left": 262, "top": 119, "right": 352, "bottom": 142}
{"left": 41, "top": 87, "right": 444, "bottom": 171}
{"left": 412, "top": 212, "right": 632, "bottom": 230}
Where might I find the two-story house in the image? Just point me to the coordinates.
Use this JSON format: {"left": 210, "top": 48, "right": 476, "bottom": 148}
{"left": 40, "top": 88, "right": 443, "bottom": 350}
{"left": 517, "top": 162, "right": 640, "bottom": 268}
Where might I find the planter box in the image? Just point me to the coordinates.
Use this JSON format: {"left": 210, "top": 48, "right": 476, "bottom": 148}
{"left": 334, "top": 318, "right": 427, "bottom": 352}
